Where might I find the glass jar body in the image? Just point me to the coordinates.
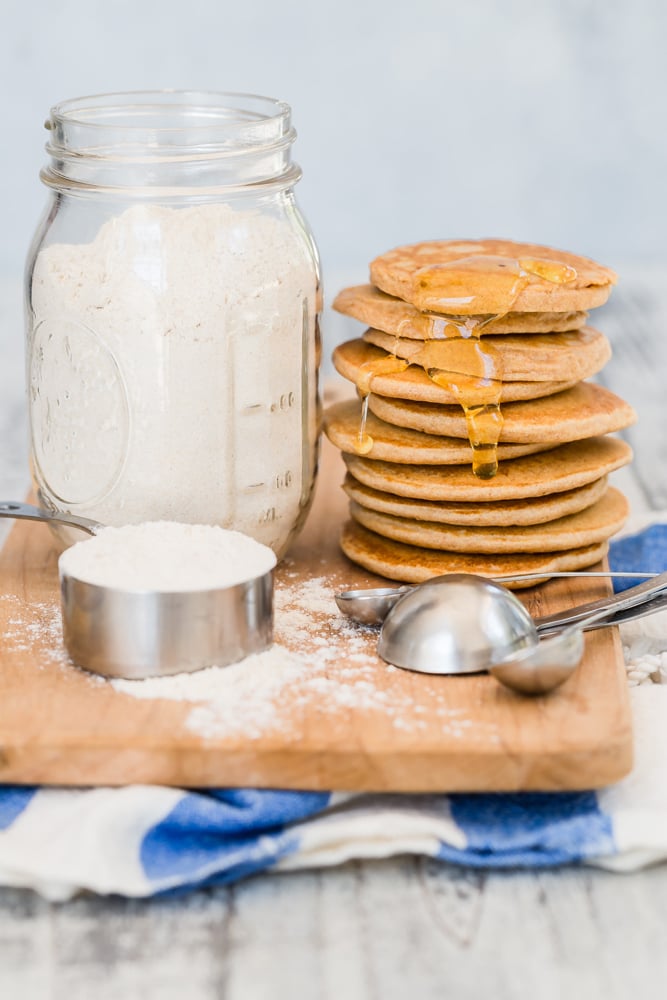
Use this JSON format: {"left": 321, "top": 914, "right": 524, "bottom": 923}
{"left": 25, "top": 93, "right": 321, "bottom": 556}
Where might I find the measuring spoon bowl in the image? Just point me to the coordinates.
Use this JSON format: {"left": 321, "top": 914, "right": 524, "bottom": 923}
{"left": 335, "top": 585, "right": 409, "bottom": 625}
{"left": 377, "top": 570, "right": 667, "bottom": 696}
{"left": 489, "top": 602, "right": 627, "bottom": 695}
{"left": 377, "top": 574, "right": 537, "bottom": 675}
{"left": 491, "top": 579, "right": 667, "bottom": 695}
{"left": 488, "top": 629, "right": 585, "bottom": 695}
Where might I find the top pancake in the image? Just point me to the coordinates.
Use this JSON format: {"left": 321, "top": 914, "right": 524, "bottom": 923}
{"left": 370, "top": 239, "right": 617, "bottom": 314}
{"left": 334, "top": 284, "right": 588, "bottom": 336}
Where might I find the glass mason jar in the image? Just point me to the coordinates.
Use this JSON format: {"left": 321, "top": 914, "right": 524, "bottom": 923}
{"left": 25, "top": 91, "right": 321, "bottom": 556}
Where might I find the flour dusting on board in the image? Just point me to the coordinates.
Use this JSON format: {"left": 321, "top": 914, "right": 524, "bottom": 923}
{"left": 112, "top": 575, "right": 463, "bottom": 740}
{"left": 1, "top": 577, "right": 479, "bottom": 739}
{"left": 2, "top": 569, "right": 660, "bottom": 742}
{"left": 2, "top": 596, "right": 68, "bottom": 661}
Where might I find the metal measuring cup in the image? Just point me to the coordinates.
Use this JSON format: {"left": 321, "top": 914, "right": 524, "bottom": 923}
{"left": 0, "top": 501, "right": 274, "bottom": 680}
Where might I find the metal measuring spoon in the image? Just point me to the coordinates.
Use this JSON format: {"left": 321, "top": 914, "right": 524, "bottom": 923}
{"left": 490, "top": 570, "right": 667, "bottom": 694}
{"left": 377, "top": 571, "right": 667, "bottom": 695}
{"left": 377, "top": 575, "right": 536, "bottom": 675}
{"left": 0, "top": 500, "right": 273, "bottom": 679}
{"left": 489, "top": 596, "right": 657, "bottom": 695}
{"left": 335, "top": 570, "right": 659, "bottom": 626}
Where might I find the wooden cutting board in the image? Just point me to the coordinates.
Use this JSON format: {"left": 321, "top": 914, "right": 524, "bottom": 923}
{"left": 0, "top": 439, "right": 632, "bottom": 792}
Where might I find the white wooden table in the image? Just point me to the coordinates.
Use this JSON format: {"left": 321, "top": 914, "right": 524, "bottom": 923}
{"left": 2, "top": 274, "right": 667, "bottom": 999}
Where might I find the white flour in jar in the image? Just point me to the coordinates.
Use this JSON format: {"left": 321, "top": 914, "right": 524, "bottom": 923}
{"left": 29, "top": 203, "right": 317, "bottom": 552}
{"left": 58, "top": 521, "right": 276, "bottom": 591}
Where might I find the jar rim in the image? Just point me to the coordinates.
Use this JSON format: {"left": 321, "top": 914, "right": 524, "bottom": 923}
{"left": 47, "top": 90, "right": 292, "bottom": 135}
{"left": 42, "top": 90, "right": 301, "bottom": 193}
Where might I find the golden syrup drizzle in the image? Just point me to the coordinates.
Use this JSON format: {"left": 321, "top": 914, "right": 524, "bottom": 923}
{"left": 519, "top": 257, "right": 578, "bottom": 284}
{"left": 410, "top": 321, "right": 504, "bottom": 478}
{"left": 353, "top": 253, "right": 577, "bottom": 473}
{"left": 411, "top": 254, "right": 577, "bottom": 314}
{"left": 413, "top": 256, "right": 525, "bottom": 313}
{"left": 354, "top": 354, "right": 408, "bottom": 453}
{"left": 459, "top": 402, "right": 504, "bottom": 479}
{"left": 408, "top": 254, "right": 576, "bottom": 477}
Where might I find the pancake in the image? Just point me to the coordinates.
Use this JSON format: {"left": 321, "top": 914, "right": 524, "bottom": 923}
{"left": 348, "top": 487, "right": 628, "bottom": 554}
{"left": 333, "top": 340, "right": 578, "bottom": 405}
{"left": 342, "top": 472, "right": 609, "bottom": 526}
{"left": 341, "top": 520, "right": 609, "bottom": 586}
{"left": 363, "top": 326, "right": 611, "bottom": 384}
{"left": 370, "top": 239, "right": 617, "bottom": 314}
{"left": 324, "top": 400, "right": 549, "bottom": 464}
{"left": 344, "top": 437, "right": 632, "bottom": 501}
{"left": 368, "top": 383, "right": 637, "bottom": 445}
{"left": 333, "top": 284, "right": 588, "bottom": 336}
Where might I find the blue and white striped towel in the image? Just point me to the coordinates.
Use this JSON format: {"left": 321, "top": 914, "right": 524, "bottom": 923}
{"left": 1, "top": 522, "right": 667, "bottom": 900}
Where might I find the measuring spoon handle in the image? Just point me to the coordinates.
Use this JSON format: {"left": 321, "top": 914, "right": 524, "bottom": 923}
{"left": 0, "top": 501, "right": 102, "bottom": 536}
{"left": 537, "top": 590, "right": 667, "bottom": 636}
{"left": 535, "top": 569, "right": 667, "bottom": 631}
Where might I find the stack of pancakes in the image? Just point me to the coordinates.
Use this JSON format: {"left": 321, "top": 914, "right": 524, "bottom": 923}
{"left": 324, "top": 239, "right": 636, "bottom": 586}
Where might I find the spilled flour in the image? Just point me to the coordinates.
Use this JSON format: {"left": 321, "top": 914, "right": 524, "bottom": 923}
{"left": 111, "top": 575, "right": 477, "bottom": 740}
{"left": 8, "top": 571, "right": 667, "bottom": 742}
{"left": 3, "top": 597, "right": 66, "bottom": 658}
{"left": 0, "top": 576, "right": 479, "bottom": 741}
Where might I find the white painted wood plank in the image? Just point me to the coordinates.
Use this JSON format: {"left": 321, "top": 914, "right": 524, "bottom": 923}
{"left": 3, "top": 862, "right": 667, "bottom": 999}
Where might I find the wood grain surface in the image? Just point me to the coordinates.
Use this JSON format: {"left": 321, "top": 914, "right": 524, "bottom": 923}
{"left": 0, "top": 438, "right": 632, "bottom": 791}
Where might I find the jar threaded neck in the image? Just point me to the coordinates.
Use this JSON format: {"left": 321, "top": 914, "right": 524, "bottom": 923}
{"left": 42, "top": 90, "right": 299, "bottom": 194}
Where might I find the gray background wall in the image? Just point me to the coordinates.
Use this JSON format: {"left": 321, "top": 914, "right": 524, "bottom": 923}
{"left": 1, "top": 0, "right": 665, "bottom": 339}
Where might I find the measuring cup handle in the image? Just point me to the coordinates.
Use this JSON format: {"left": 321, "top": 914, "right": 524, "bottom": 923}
{"left": 0, "top": 501, "right": 102, "bottom": 536}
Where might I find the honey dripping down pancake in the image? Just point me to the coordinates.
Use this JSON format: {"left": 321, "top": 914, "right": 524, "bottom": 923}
{"left": 366, "top": 382, "right": 636, "bottom": 445}
{"left": 333, "top": 285, "right": 589, "bottom": 336}
{"left": 343, "top": 437, "right": 632, "bottom": 502}
{"left": 369, "top": 240, "right": 617, "bottom": 314}
{"left": 363, "top": 327, "right": 611, "bottom": 383}
{"left": 323, "top": 399, "right": 551, "bottom": 465}
{"left": 333, "top": 340, "right": 579, "bottom": 404}
{"left": 345, "top": 243, "right": 607, "bottom": 480}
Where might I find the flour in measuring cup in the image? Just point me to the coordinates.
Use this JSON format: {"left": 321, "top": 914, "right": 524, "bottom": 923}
{"left": 58, "top": 521, "right": 276, "bottom": 591}
{"left": 30, "top": 202, "right": 317, "bottom": 551}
